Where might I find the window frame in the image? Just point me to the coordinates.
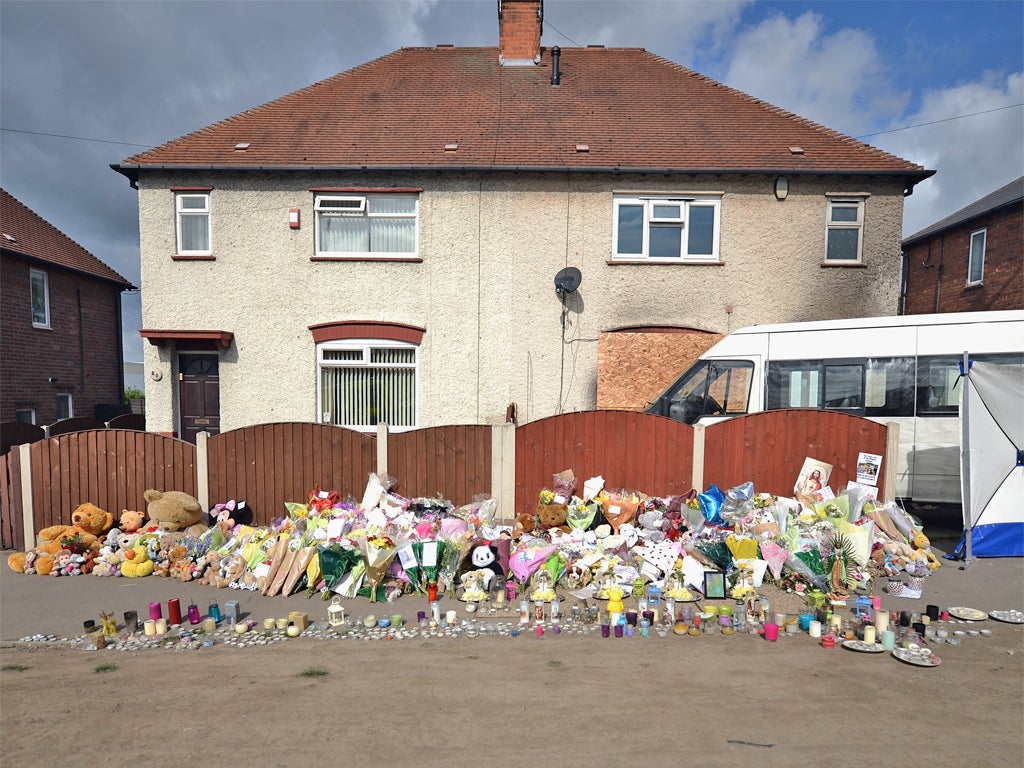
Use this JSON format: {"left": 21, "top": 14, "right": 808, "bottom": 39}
{"left": 15, "top": 408, "right": 36, "bottom": 425}
{"left": 316, "top": 338, "right": 419, "bottom": 431}
{"left": 175, "top": 192, "right": 211, "bottom": 256}
{"left": 825, "top": 197, "right": 865, "bottom": 263}
{"left": 766, "top": 356, "right": 915, "bottom": 417}
{"left": 56, "top": 393, "right": 73, "bottom": 420}
{"left": 30, "top": 268, "right": 50, "bottom": 328}
{"left": 967, "top": 228, "right": 986, "bottom": 285}
{"left": 612, "top": 194, "right": 721, "bottom": 263}
{"left": 313, "top": 192, "right": 419, "bottom": 259}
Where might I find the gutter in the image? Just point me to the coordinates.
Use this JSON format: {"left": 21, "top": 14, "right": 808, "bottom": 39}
{"left": 111, "top": 163, "right": 934, "bottom": 194}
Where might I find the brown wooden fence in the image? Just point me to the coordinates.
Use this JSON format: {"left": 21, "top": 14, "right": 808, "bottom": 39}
{"left": 2, "top": 410, "right": 893, "bottom": 550}
{"left": 206, "top": 422, "right": 376, "bottom": 525}
{"left": 516, "top": 410, "right": 695, "bottom": 510}
{"left": 388, "top": 425, "right": 492, "bottom": 504}
{"left": 702, "top": 409, "right": 888, "bottom": 498}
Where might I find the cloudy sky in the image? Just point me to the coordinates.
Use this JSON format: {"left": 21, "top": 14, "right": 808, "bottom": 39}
{"left": 2, "top": 0, "right": 1022, "bottom": 366}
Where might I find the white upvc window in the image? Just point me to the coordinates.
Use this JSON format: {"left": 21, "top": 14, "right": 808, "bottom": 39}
{"left": 317, "top": 339, "right": 418, "bottom": 430}
{"left": 56, "top": 393, "right": 73, "bottom": 420}
{"left": 30, "top": 268, "right": 49, "bottom": 328}
{"left": 314, "top": 193, "right": 418, "bottom": 257}
{"left": 15, "top": 408, "right": 36, "bottom": 425}
{"left": 613, "top": 195, "right": 721, "bottom": 261}
{"left": 968, "top": 228, "right": 986, "bottom": 285}
{"left": 176, "top": 193, "right": 211, "bottom": 254}
{"left": 825, "top": 198, "right": 864, "bottom": 262}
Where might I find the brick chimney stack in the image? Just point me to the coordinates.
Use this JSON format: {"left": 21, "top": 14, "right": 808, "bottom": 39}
{"left": 498, "top": 0, "right": 543, "bottom": 66}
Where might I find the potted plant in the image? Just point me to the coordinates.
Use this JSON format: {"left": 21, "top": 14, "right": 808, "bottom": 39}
{"left": 124, "top": 386, "right": 145, "bottom": 414}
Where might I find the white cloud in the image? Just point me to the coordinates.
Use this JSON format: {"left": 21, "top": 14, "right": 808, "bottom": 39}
{"left": 722, "top": 11, "right": 908, "bottom": 134}
{"left": 878, "top": 71, "right": 1024, "bottom": 236}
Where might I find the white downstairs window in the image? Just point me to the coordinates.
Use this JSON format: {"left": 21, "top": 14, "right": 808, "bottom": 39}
{"left": 317, "top": 340, "right": 418, "bottom": 429}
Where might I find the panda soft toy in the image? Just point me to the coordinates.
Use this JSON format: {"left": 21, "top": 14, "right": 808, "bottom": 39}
{"left": 469, "top": 541, "right": 504, "bottom": 591}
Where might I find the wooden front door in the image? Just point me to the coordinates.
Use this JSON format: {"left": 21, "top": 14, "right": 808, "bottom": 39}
{"left": 179, "top": 353, "right": 220, "bottom": 443}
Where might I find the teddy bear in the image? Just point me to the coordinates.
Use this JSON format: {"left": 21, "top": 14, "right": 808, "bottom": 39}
{"left": 119, "top": 509, "right": 147, "bottom": 534}
{"left": 194, "top": 550, "right": 224, "bottom": 585}
{"left": 120, "top": 544, "right": 155, "bottom": 578}
{"left": 536, "top": 503, "right": 568, "bottom": 532}
{"left": 144, "top": 489, "right": 207, "bottom": 536}
{"left": 912, "top": 530, "right": 941, "bottom": 571}
{"left": 34, "top": 502, "right": 114, "bottom": 556}
{"left": 209, "top": 553, "right": 246, "bottom": 589}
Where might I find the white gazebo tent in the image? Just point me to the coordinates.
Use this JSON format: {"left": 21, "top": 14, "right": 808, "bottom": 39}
{"left": 955, "top": 357, "right": 1024, "bottom": 562}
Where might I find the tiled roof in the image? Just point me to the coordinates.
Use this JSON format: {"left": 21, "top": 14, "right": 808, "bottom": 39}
{"left": 0, "top": 189, "right": 133, "bottom": 287}
{"left": 903, "top": 176, "right": 1023, "bottom": 245}
{"left": 119, "top": 46, "right": 929, "bottom": 181}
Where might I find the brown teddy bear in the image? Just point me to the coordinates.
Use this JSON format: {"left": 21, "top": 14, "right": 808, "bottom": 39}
{"left": 37, "top": 503, "right": 114, "bottom": 554}
{"left": 536, "top": 503, "right": 569, "bottom": 533}
{"left": 144, "top": 489, "right": 207, "bottom": 536}
{"left": 209, "top": 553, "right": 246, "bottom": 589}
{"left": 119, "top": 509, "right": 147, "bottom": 533}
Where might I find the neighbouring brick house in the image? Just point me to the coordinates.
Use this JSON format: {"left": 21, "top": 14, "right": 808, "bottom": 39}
{"left": 901, "top": 176, "right": 1023, "bottom": 315}
{"left": 114, "top": 0, "right": 932, "bottom": 441}
{"left": 0, "top": 189, "right": 134, "bottom": 425}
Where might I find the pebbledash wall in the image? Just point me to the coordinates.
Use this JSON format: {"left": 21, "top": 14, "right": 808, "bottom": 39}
{"left": 137, "top": 172, "right": 907, "bottom": 436}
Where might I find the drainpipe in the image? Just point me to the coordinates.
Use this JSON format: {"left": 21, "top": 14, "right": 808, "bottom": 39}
{"left": 551, "top": 46, "right": 561, "bottom": 86}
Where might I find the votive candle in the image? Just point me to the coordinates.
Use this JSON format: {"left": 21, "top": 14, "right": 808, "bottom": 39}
{"left": 155, "top": 618, "right": 168, "bottom": 634}
{"left": 863, "top": 625, "right": 877, "bottom": 644}
{"left": 144, "top": 619, "right": 157, "bottom": 636}
{"left": 808, "top": 620, "right": 822, "bottom": 638}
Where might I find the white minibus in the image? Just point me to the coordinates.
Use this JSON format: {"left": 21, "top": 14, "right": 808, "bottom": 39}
{"left": 646, "top": 310, "right": 1024, "bottom": 504}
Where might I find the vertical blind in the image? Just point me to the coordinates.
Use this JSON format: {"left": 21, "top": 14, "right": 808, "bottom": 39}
{"left": 320, "top": 346, "right": 416, "bottom": 427}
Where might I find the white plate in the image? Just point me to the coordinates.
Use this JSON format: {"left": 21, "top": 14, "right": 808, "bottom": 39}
{"left": 948, "top": 606, "right": 987, "bottom": 621}
{"left": 989, "top": 610, "right": 1024, "bottom": 624}
{"left": 892, "top": 647, "right": 942, "bottom": 667}
{"left": 842, "top": 639, "right": 887, "bottom": 653}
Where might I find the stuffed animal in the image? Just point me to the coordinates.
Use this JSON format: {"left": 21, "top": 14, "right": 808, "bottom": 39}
{"left": 209, "top": 553, "right": 246, "bottom": 589}
{"left": 35, "top": 503, "right": 113, "bottom": 556}
{"left": 536, "top": 503, "right": 568, "bottom": 532}
{"left": 194, "top": 550, "right": 224, "bottom": 585}
{"left": 50, "top": 550, "right": 74, "bottom": 577}
{"left": 209, "top": 499, "right": 252, "bottom": 535}
{"left": 119, "top": 509, "right": 147, "bottom": 533}
{"left": 912, "top": 530, "right": 941, "bottom": 571}
{"left": 144, "top": 489, "right": 206, "bottom": 536}
{"left": 467, "top": 542, "right": 503, "bottom": 591}
{"left": 120, "top": 544, "right": 155, "bottom": 578}
{"left": 21, "top": 550, "right": 39, "bottom": 575}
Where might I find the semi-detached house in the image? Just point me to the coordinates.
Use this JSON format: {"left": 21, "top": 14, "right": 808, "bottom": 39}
{"left": 113, "top": 0, "right": 933, "bottom": 442}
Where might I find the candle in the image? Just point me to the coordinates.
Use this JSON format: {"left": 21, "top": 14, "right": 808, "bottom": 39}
{"left": 881, "top": 630, "right": 896, "bottom": 650}
{"left": 144, "top": 619, "right": 157, "bottom": 636}
{"left": 446, "top": 609, "right": 457, "bottom": 625}
{"left": 276, "top": 618, "right": 288, "bottom": 630}
{"left": 872, "top": 595, "right": 882, "bottom": 610}
{"left": 863, "top": 625, "right": 877, "bottom": 644}
{"left": 148, "top": 601, "right": 162, "bottom": 621}
{"left": 155, "top": 618, "right": 168, "bottom": 635}
{"left": 167, "top": 598, "right": 182, "bottom": 626}
{"left": 263, "top": 618, "right": 275, "bottom": 630}
{"left": 874, "top": 611, "right": 889, "bottom": 633}
{"left": 203, "top": 618, "right": 216, "bottom": 632}
{"left": 831, "top": 615, "right": 842, "bottom": 630}
{"left": 614, "top": 624, "right": 624, "bottom": 638}
{"left": 808, "top": 620, "right": 822, "bottom": 638}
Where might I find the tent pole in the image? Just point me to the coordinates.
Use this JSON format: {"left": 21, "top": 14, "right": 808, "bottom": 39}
{"left": 960, "top": 350, "right": 975, "bottom": 570}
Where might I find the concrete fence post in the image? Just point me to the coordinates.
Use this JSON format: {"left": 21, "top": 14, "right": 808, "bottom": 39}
{"left": 376, "top": 422, "right": 389, "bottom": 476}
{"left": 19, "top": 443, "right": 34, "bottom": 548}
{"left": 196, "top": 431, "right": 210, "bottom": 512}
{"left": 492, "top": 423, "right": 517, "bottom": 525}
{"left": 691, "top": 423, "right": 706, "bottom": 493}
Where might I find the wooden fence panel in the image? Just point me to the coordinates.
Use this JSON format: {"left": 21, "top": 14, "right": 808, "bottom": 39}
{"left": 702, "top": 409, "right": 889, "bottom": 498}
{"left": 0, "top": 423, "right": 44, "bottom": 455}
{"left": 0, "top": 450, "right": 25, "bottom": 550}
{"left": 515, "top": 411, "right": 695, "bottom": 514}
{"left": 206, "top": 423, "right": 376, "bottom": 525}
{"left": 106, "top": 414, "right": 146, "bottom": 431}
{"left": 387, "top": 425, "right": 492, "bottom": 505}
{"left": 23, "top": 431, "right": 196, "bottom": 533}
{"left": 47, "top": 417, "right": 104, "bottom": 437}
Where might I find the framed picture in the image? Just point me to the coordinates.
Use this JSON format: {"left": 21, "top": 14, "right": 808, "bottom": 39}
{"left": 704, "top": 571, "right": 726, "bottom": 600}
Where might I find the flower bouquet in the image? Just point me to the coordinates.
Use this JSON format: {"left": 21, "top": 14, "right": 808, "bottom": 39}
{"left": 357, "top": 532, "right": 405, "bottom": 603}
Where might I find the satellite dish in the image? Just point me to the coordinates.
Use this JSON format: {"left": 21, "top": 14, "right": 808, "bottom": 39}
{"left": 554, "top": 267, "right": 582, "bottom": 296}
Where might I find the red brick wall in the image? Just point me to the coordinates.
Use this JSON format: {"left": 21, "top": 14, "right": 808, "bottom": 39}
{"left": 499, "top": 0, "right": 542, "bottom": 61}
{"left": 903, "top": 204, "right": 1023, "bottom": 314}
{"left": 0, "top": 253, "right": 125, "bottom": 424}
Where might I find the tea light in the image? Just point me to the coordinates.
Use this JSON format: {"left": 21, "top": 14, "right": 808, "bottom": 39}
{"left": 286, "top": 624, "right": 301, "bottom": 637}
{"left": 466, "top": 602, "right": 477, "bottom": 613}
{"left": 863, "top": 625, "right": 877, "bottom": 644}
{"left": 808, "top": 620, "right": 822, "bottom": 638}
{"left": 276, "top": 618, "right": 289, "bottom": 630}
{"left": 263, "top": 618, "right": 275, "bottom": 630}
{"left": 234, "top": 622, "right": 248, "bottom": 634}
{"left": 144, "top": 619, "right": 157, "bottom": 636}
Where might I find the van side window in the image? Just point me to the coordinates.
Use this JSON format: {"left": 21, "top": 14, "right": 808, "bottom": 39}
{"left": 916, "top": 357, "right": 961, "bottom": 415}
{"left": 864, "top": 357, "right": 914, "bottom": 416}
{"left": 768, "top": 357, "right": 914, "bottom": 416}
{"left": 767, "top": 362, "right": 822, "bottom": 409}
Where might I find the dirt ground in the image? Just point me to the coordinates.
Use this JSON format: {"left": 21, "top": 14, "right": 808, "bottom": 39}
{"left": 1, "top": 543, "right": 1022, "bottom": 768}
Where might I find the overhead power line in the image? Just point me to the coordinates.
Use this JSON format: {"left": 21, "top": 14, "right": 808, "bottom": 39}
{"left": 0, "top": 127, "right": 155, "bottom": 149}
{"left": 856, "top": 103, "right": 1023, "bottom": 139}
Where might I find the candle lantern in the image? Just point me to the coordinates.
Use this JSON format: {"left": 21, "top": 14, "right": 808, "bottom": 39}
{"left": 187, "top": 602, "right": 202, "bottom": 625}
{"left": 646, "top": 583, "right": 662, "bottom": 607}
{"left": 224, "top": 600, "right": 240, "bottom": 626}
{"left": 328, "top": 597, "right": 346, "bottom": 627}
{"left": 208, "top": 600, "right": 221, "bottom": 623}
